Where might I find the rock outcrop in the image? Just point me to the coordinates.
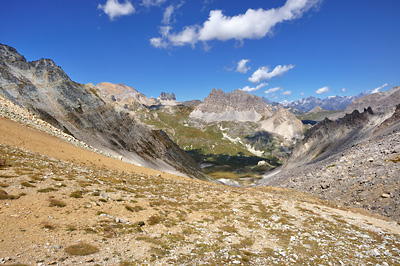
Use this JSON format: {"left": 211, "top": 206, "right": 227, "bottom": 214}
{"left": 260, "top": 107, "right": 305, "bottom": 141}
{"left": 345, "top": 86, "right": 400, "bottom": 114}
{"left": 0, "top": 43, "right": 209, "bottom": 180}
{"left": 96, "top": 82, "right": 157, "bottom": 107}
{"left": 157, "top": 92, "right": 178, "bottom": 106}
{"left": 190, "top": 89, "right": 274, "bottom": 122}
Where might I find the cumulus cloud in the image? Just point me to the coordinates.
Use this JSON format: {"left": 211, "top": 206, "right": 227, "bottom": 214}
{"left": 150, "top": 0, "right": 321, "bottom": 48}
{"left": 371, "top": 83, "right": 388, "bottom": 94}
{"left": 241, "top": 83, "right": 268, "bottom": 92}
{"left": 236, "top": 59, "right": 250, "bottom": 74}
{"left": 248, "top": 64, "right": 294, "bottom": 84}
{"left": 281, "top": 90, "right": 292, "bottom": 96}
{"left": 342, "top": 88, "right": 346, "bottom": 92}
{"left": 316, "top": 86, "right": 329, "bottom": 94}
{"left": 265, "top": 87, "right": 282, "bottom": 94}
{"left": 142, "top": 0, "right": 166, "bottom": 7}
{"left": 98, "top": 0, "right": 135, "bottom": 20}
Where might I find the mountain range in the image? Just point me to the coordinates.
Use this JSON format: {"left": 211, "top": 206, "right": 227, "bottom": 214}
{"left": 279, "top": 94, "right": 367, "bottom": 113}
{"left": 260, "top": 86, "right": 400, "bottom": 221}
{"left": 1, "top": 43, "right": 399, "bottom": 222}
{"left": 0, "top": 43, "right": 208, "bottom": 180}
{"left": 1, "top": 44, "right": 400, "bottom": 266}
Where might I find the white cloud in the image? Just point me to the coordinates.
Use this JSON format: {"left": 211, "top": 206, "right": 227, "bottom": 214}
{"left": 236, "top": 59, "right": 250, "bottom": 74}
{"left": 281, "top": 90, "right": 292, "bottom": 96}
{"left": 98, "top": 0, "right": 135, "bottom": 20}
{"left": 150, "top": 37, "right": 168, "bottom": 48}
{"left": 150, "top": 26, "right": 171, "bottom": 48}
{"left": 162, "top": 5, "right": 175, "bottom": 24}
{"left": 265, "top": 87, "right": 282, "bottom": 94}
{"left": 300, "top": 92, "right": 304, "bottom": 96}
{"left": 371, "top": 83, "right": 388, "bottom": 94}
{"left": 316, "top": 86, "right": 329, "bottom": 94}
{"left": 248, "top": 64, "right": 294, "bottom": 84}
{"left": 168, "top": 26, "right": 199, "bottom": 47}
{"left": 241, "top": 83, "right": 268, "bottom": 92}
{"left": 142, "top": 0, "right": 166, "bottom": 8}
{"left": 150, "top": 0, "right": 321, "bottom": 48}
{"left": 341, "top": 88, "right": 346, "bottom": 92}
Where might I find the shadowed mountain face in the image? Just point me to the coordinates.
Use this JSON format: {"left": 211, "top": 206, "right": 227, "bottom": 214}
{"left": 287, "top": 107, "right": 376, "bottom": 167}
{"left": 0, "top": 43, "right": 209, "bottom": 180}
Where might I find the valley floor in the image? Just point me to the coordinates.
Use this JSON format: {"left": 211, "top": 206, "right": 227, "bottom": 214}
{"left": 1, "top": 117, "right": 400, "bottom": 265}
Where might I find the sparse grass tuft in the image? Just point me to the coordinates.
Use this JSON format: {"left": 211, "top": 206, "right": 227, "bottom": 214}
{"left": 49, "top": 198, "right": 67, "bottom": 207}
{"left": 42, "top": 222, "right": 55, "bottom": 230}
{"left": 148, "top": 215, "right": 162, "bottom": 225}
{"left": 64, "top": 243, "right": 99, "bottom": 256}
{"left": 66, "top": 225, "right": 77, "bottom": 231}
{"left": 69, "top": 190, "right": 85, "bottom": 198}
{"left": 37, "top": 187, "right": 58, "bottom": 193}
{"left": 0, "top": 158, "right": 7, "bottom": 168}
{"left": 120, "top": 262, "right": 135, "bottom": 266}
{"left": 220, "top": 225, "right": 238, "bottom": 234}
{"left": 21, "top": 181, "right": 35, "bottom": 188}
{"left": 0, "top": 189, "right": 21, "bottom": 200}
{"left": 125, "top": 205, "right": 144, "bottom": 212}
{"left": 390, "top": 155, "right": 400, "bottom": 163}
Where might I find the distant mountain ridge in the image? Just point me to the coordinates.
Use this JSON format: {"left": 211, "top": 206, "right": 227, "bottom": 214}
{"left": 96, "top": 82, "right": 157, "bottom": 107}
{"left": 96, "top": 82, "right": 179, "bottom": 107}
{"left": 280, "top": 94, "right": 367, "bottom": 113}
{"left": 344, "top": 86, "right": 400, "bottom": 114}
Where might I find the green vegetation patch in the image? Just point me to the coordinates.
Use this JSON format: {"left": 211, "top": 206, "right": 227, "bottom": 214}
{"left": 64, "top": 243, "right": 99, "bottom": 256}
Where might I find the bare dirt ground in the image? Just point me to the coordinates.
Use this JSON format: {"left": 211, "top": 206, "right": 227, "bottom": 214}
{"left": 1, "top": 116, "right": 400, "bottom": 265}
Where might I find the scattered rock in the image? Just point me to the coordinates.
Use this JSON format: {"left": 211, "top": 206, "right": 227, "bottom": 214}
{"left": 321, "top": 183, "right": 330, "bottom": 189}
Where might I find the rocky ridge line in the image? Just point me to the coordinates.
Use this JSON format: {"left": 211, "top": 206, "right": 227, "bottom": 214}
{"left": 0, "top": 94, "right": 114, "bottom": 158}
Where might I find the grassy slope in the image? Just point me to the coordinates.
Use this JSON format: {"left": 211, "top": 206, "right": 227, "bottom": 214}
{"left": 1, "top": 142, "right": 399, "bottom": 265}
{"left": 137, "top": 106, "right": 282, "bottom": 184}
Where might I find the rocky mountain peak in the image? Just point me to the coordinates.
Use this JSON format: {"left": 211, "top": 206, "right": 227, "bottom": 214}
{"left": 260, "top": 105, "right": 305, "bottom": 141}
{"left": 190, "top": 89, "right": 274, "bottom": 122}
{"left": 157, "top": 92, "right": 178, "bottom": 106}
{"left": 309, "top": 105, "right": 324, "bottom": 113}
{"left": 96, "top": 82, "right": 157, "bottom": 107}
{"left": 158, "top": 92, "right": 176, "bottom": 101}
{"left": 0, "top": 43, "right": 26, "bottom": 63}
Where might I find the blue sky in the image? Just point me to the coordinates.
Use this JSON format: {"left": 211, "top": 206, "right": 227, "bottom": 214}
{"left": 1, "top": 0, "right": 399, "bottom": 102}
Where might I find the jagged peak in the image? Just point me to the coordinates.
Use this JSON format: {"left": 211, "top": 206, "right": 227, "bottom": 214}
{"left": 30, "top": 58, "right": 58, "bottom": 69}
{"left": 0, "top": 43, "right": 27, "bottom": 63}
{"left": 158, "top": 92, "right": 176, "bottom": 101}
